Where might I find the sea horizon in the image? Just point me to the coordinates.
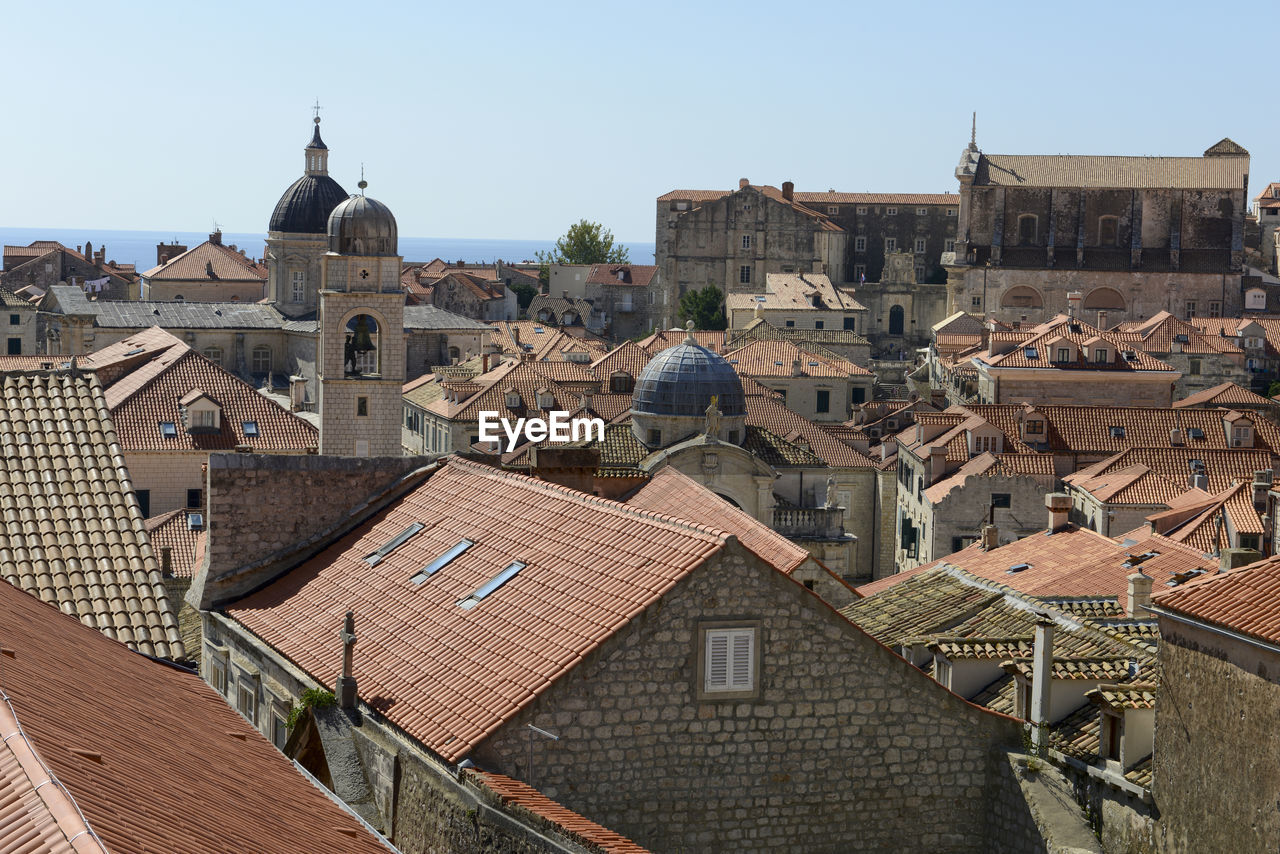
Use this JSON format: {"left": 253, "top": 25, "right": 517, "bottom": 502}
{"left": 0, "top": 226, "right": 657, "bottom": 271}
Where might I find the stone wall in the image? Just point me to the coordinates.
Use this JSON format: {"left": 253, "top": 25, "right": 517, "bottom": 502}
{"left": 474, "top": 540, "right": 1024, "bottom": 853}
{"left": 1151, "top": 617, "right": 1280, "bottom": 854}
{"left": 986, "top": 753, "right": 1103, "bottom": 854}
{"left": 191, "top": 452, "right": 436, "bottom": 607}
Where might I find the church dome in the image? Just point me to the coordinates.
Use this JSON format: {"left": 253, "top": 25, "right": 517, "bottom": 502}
{"left": 327, "top": 193, "right": 398, "bottom": 256}
{"left": 269, "top": 174, "right": 349, "bottom": 234}
{"left": 633, "top": 336, "right": 746, "bottom": 418}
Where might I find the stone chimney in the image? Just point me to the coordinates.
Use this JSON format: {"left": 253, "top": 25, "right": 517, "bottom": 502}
{"left": 336, "top": 611, "right": 357, "bottom": 708}
{"left": 1219, "top": 547, "right": 1262, "bottom": 573}
{"left": 1127, "top": 572, "right": 1153, "bottom": 617}
{"left": 1066, "top": 291, "right": 1082, "bottom": 318}
{"left": 980, "top": 523, "right": 999, "bottom": 550}
{"left": 782, "top": 181, "right": 794, "bottom": 201}
{"left": 791, "top": 357, "right": 803, "bottom": 377}
{"left": 1046, "top": 492, "right": 1071, "bottom": 533}
{"left": 209, "top": 229, "right": 222, "bottom": 246}
{"left": 1253, "top": 470, "right": 1272, "bottom": 513}
{"left": 928, "top": 445, "right": 947, "bottom": 483}
{"left": 739, "top": 178, "right": 750, "bottom": 189}
{"left": 1170, "top": 427, "right": 1183, "bottom": 446}
{"left": 1029, "top": 616, "right": 1055, "bottom": 754}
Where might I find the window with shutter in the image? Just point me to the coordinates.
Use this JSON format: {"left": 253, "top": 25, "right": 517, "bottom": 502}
{"left": 700, "top": 625, "right": 759, "bottom": 698}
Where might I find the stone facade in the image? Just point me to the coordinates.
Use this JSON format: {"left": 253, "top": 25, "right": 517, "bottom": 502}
{"left": 856, "top": 252, "right": 951, "bottom": 355}
{"left": 267, "top": 232, "right": 328, "bottom": 318}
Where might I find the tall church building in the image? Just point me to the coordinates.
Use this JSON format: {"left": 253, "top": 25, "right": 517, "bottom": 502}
{"left": 317, "top": 183, "right": 405, "bottom": 456}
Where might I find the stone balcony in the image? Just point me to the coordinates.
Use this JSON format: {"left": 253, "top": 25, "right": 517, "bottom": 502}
{"left": 773, "top": 505, "right": 846, "bottom": 539}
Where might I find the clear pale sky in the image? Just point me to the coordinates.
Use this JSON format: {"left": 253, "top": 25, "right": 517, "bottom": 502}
{"left": 6, "top": 0, "right": 1273, "bottom": 243}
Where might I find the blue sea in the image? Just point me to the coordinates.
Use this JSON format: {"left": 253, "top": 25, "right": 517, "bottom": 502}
{"left": 0, "top": 227, "right": 655, "bottom": 271}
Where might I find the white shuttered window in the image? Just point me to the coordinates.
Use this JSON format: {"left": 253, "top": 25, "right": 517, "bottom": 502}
{"left": 705, "top": 628, "right": 755, "bottom": 692}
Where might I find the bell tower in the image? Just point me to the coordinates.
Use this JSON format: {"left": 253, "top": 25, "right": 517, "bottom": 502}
{"left": 317, "top": 179, "right": 404, "bottom": 456}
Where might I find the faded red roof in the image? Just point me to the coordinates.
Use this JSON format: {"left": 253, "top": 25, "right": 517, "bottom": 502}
{"left": 586, "top": 264, "right": 658, "bottom": 287}
{"left": 141, "top": 239, "right": 266, "bottom": 282}
{"left": 227, "top": 457, "right": 729, "bottom": 763}
{"left": 469, "top": 770, "right": 650, "bottom": 853}
{"left": 0, "top": 579, "right": 391, "bottom": 853}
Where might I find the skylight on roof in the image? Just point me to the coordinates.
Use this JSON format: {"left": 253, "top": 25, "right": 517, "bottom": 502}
{"left": 1007, "top": 563, "right": 1032, "bottom": 574}
{"left": 1109, "top": 426, "right": 1126, "bottom": 438}
{"left": 159, "top": 421, "right": 177, "bottom": 439}
{"left": 242, "top": 421, "right": 259, "bottom": 437}
{"left": 1024, "top": 347, "right": 1038, "bottom": 359}
{"left": 411, "top": 539, "right": 474, "bottom": 585}
{"left": 124, "top": 347, "right": 145, "bottom": 356}
{"left": 364, "top": 522, "right": 425, "bottom": 566}
{"left": 458, "top": 561, "right": 526, "bottom": 610}
{"left": 1188, "top": 428, "right": 1205, "bottom": 439}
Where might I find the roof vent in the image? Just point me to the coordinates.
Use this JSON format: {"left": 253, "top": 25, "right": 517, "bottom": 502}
{"left": 242, "top": 420, "right": 259, "bottom": 437}
{"left": 1007, "top": 562, "right": 1031, "bottom": 574}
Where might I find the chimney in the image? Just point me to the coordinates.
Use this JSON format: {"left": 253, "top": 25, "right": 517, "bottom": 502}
{"left": 928, "top": 445, "right": 947, "bottom": 483}
{"left": 782, "top": 181, "right": 794, "bottom": 201}
{"left": 161, "top": 547, "right": 173, "bottom": 578}
{"left": 1191, "top": 472, "right": 1209, "bottom": 491}
{"left": 1066, "top": 291, "right": 1082, "bottom": 318}
{"left": 289, "top": 375, "right": 307, "bottom": 411}
{"left": 1170, "top": 427, "right": 1183, "bottom": 446}
{"left": 1029, "top": 616, "right": 1055, "bottom": 754}
{"left": 337, "top": 610, "right": 358, "bottom": 709}
{"left": 791, "top": 357, "right": 803, "bottom": 377}
{"left": 209, "top": 230, "right": 222, "bottom": 245}
{"left": 980, "top": 524, "right": 999, "bottom": 550}
{"left": 1046, "top": 492, "right": 1071, "bottom": 533}
{"left": 739, "top": 178, "right": 750, "bottom": 189}
{"left": 1253, "top": 470, "right": 1272, "bottom": 512}
{"left": 1127, "top": 572, "right": 1153, "bottom": 617}
{"left": 1220, "top": 547, "right": 1262, "bottom": 573}
{"left": 1098, "top": 310, "right": 1109, "bottom": 330}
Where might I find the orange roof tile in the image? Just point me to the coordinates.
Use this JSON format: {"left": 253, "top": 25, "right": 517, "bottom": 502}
{"left": 227, "top": 457, "right": 729, "bottom": 762}
{"left": 744, "top": 394, "right": 878, "bottom": 468}
{"left": 145, "top": 509, "right": 201, "bottom": 579}
{"left": 980, "top": 315, "right": 1174, "bottom": 372}
{"left": 141, "top": 239, "right": 266, "bottom": 282}
{"left": 585, "top": 264, "right": 658, "bottom": 287}
{"left": 469, "top": 770, "right": 650, "bottom": 853}
{"left": 0, "top": 580, "right": 391, "bottom": 853}
{"left": 723, "top": 338, "right": 872, "bottom": 378}
{"left": 591, "top": 340, "right": 652, "bottom": 379}
{"left": 99, "top": 329, "right": 317, "bottom": 451}
{"left": 1153, "top": 553, "right": 1280, "bottom": 643}
{"left": 1174, "top": 381, "right": 1274, "bottom": 409}
{"left": 637, "top": 328, "right": 731, "bottom": 354}
{"left": 1065, "top": 448, "right": 1271, "bottom": 505}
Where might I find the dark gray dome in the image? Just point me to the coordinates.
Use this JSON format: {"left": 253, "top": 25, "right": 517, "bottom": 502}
{"left": 633, "top": 341, "right": 746, "bottom": 417}
{"left": 328, "top": 194, "right": 398, "bottom": 256}
{"left": 269, "top": 174, "right": 348, "bottom": 234}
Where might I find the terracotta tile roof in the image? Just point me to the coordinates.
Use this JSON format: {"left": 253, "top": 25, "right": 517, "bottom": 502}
{"left": 627, "top": 467, "right": 810, "bottom": 574}
{"left": 1087, "top": 683, "right": 1158, "bottom": 710}
{"left": 98, "top": 328, "right": 317, "bottom": 451}
{"left": 530, "top": 295, "right": 594, "bottom": 327}
{"left": 1125, "top": 755, "right": 1154, "bottom": 789}
{"left": 744, "top": 395, "right": 877, "bottom": 468}
{"left": 1041, "top": 598, "right": 1126, "bottom": 618}
{"left": 1113, "top": 311, "right": 1243, "bottom": 356}
{"left": 742, "top": 425, "right": 825, "bottom": 467}
{"left": 725, "top": 273, "right": 866, "bottom": 313}
{"left": 585, "top": 264, "right": 658, "bottom": 287}
{"left": 528, "top": 359, "right": 600, "bottom": 385}
{"left": 637, "top": 328, "right": 731, "bottom": 354}
{"left": 0, "top": 371, "right": 184, "bottom": 658}
{"left": 1065, "top": 448, "right": 1271, "bottom": 505}
{"left": 425, "top": 359, "right": 588, "bottom": 423}
{"left": 1152, "top": 552, "right": 1280, "bottom": 643}
{"left": 227, "top": 457, "right": 731, "bottom": 763}
{"left": 1174, "top": 381, "right": 1274, "bottom": 409}
{"left": 1050, "top": 704, "right": 1101, "bottom": 762}
{"left": 842, "top": 571, "right": 1000, "bottom": 647}
{"left": 1002, "top": 657, "right": 1134, "bottom": 682}
{"left": 1189, "top": 317, "right": 1280, "bottom": 357}
{"left": 1253, "top": 183, "right": 1280, "bottom": 208}
{"left": 727, "top": 319, "right": 869, "bottom": 348}
{"left": 592, "top": 340, "right": 652, "bottom": 379}
{"left": 145, "top": 509, "right": 201, "bottom": 579}
{"left": 1151, "top": 482, "right": 1264, "bottom": 553}
{"left": 929, "top": 637, "right": 1032, "bottom": 661}
{"left": 974, "top": 152, "right": 1249, "bottom": 189}
{"left": 489, "top": 322, "right": 610, "bottom": 362}
{"left": 923, "top": 451, "right": 1056, "bottom": 504}
{"left": 979, "top": 315, "right": 1174, "bottom": 372}
{"left": 0, "top": 355, "right": 74, "bottom": 371}
{"left": 468, "top": 770, "right": 649, "bottom": 853}
{"left": 723, "top": 338, "right": 872, "bottom": 378}
{"left": 0, "top": 580, "right": 392, "bottom": 853}
{"left": 793, "top": 191, "right": 958, "bottom": 206}
{"left": 141, "top": 239, "right": 267, "bottom": 282}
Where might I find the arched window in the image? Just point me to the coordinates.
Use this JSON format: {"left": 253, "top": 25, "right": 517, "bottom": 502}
{"left": 889, "top": 305, "right": 905, "bottom": 335}
{"left": 251, "top": 345, "right": 272, "bottom": 373}
{"left": 1099, "top": 216, "right": 1119, "bottom": 247}
{"left": 203, "top": 347, "right": 223, "bottom": 366}
{"left": 344, "top": 314, "right": 380, "bottom": 376}
{"left": 1000, "top": 286, "right": 1044, "bottom": 308}
{"left": 1082, "top": 288, "right": 1126, "bottom": 311}
{"left": 1017, "top": 214, "right": 1037, "bottom": 246}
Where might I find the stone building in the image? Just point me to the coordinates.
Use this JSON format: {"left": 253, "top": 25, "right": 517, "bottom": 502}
{"left": 1110, "top": 311, "right": 1249, "bottom": 397}
{"left": 856, "top": 251, "right": 950, "bottom": 354}
{"left": 725, "top": 272, "right": 868, "bottom": 333}
{"left": 656, "top": 181, "right": 960, "bottom": 329}
{"left": 1, "top": 239, "right": 136, "bottom": 300}
{"left": 140, "top": 230, "right": 267, "bottom": 302}
{"left": 0, "top": 288, "right": 37, "bottom": 355}
{"left": 947, "top": 136, "right": 1251, "bottom": 326}
{"left": 189, "top": 452, "right": 1025, "bottom": 854}
{"left": 721, "top": 336, "right": 875, "bottom": 421}
{"left": 1254, "top": 181, "right": 1280, "bottom": 273}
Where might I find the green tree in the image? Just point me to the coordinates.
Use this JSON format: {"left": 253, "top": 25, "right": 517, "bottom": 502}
{"left": 537, "top": 219, "right": 630, "bottom": 266}
{"left": 512, "top": 283, "right": 538, "bottom": 315}
{"left": 678, "top": 285, "right": 727, "bottom": 331}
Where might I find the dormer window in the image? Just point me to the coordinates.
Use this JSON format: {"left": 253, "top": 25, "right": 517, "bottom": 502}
{"left": 505, "top": 389, "right": 522, "bottom": 408}
{"left": 1025, "top": 419, "right": 1045, "bottom": 436}
{"left": 180, "top": 389, "right": 222, "bottom": 433}
{"left": 536, "top": 389, "right": 555, "bottom": 409}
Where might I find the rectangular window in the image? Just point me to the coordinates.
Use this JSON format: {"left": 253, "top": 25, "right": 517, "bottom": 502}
{"left": 136, "top": 489, "right": 150, "bottom": 518}
{"left": 885, "top": 238, "right": 897, "bottom": 252}
{"left": 1185, "top": 301, "right": 1197, "bottom": 320}
{"left": 739, "top": 265, "right": 751, "bottom": 284}
{"left": 844, "top": 317, "right": 856, "bottom": 331}
{"left": 193, "top": 409, "right": 216, "bottom": 428}
{"left": 741, "top": 234, "right": 751, "bottom": 250}
{"left": 237, "top": 681, "right": 257, "bottom": 725}
{"left": 210, "top": 659, "right": 227, "bottom": 696}
{"left": 816, "top": 390, "right": 830, "bottom": 413}
{"left": 701, "top": 626, "right": 757, "bottom": 696}
{"left": 1209, "top": 301, "right": 1221, "bottom": 318}
{"left": 785, "top": 320, "right": 795, "bottom": 328}
{"left": 1025, "top": 419, "right": 1044, "bottom": 435}
{"left": 854, "top": 236, "right": 866, "bottom": 252}
{"left": 272, "top": 711, "right": 289, "bottom": 750}
{"left": 8, "top": 314, "right": 18, "bottom": 325}
{"left": 7, "top": 338, "right": 20, "bottom": 356}
{"left": 945, "top": 239, "right": 956, "bottom": 252}
{"left": 187, "top": 488, "right": 203, "bottom": 510}
{"left": 1056, "top": 347, "right": 1071, "bottom": 362}
{"left": 1095, "top": 348, "right": 1109, "bottom": 363}
{"left": 856, "top": 206, "right": 867, "bottom": 215}
{"left": 972, "top": 296, "right": 982, "bottom": 308}
{"left": 853, "top": 264, "right": 866, "bottom": 281}
{"left": 1189, "top": 358, "right": 1201, "bottom": 375}
{"left": 290, "top": 270, "right": 305, "bottom": 302}
{"left": 947, "top": 208, "right": 957, "bottom": 216}
{"left": 356, "top": 397, "right": 369, "bottom": 417}
{"left": 827, "top": 205, "right": 839, "bottom": 215}
{"left": 886, "top": 207, "right": 898, "bottom": 216}
{"left": 991, "top": 493, "right": 1012, "bottom": 509}
{"left": 916, "top": 207, "right": 928, "bottom": 216}
{"left": 814, "top": 320, "right": 824, "bottom": 330}
{"left": 914, "top": 238, "right": 926, "bottom": 253}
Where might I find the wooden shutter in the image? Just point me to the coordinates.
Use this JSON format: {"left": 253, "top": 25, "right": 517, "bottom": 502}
{"left": 730, "top": 630, "right": 753, "bottom": 690}
{"left": 706, "top": 631, "right": 729, "bottom": 691}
